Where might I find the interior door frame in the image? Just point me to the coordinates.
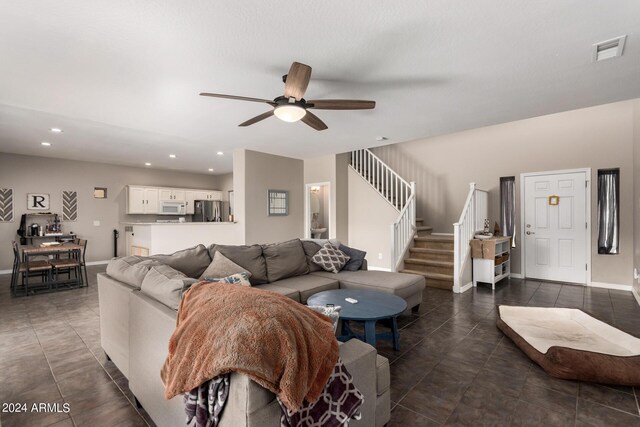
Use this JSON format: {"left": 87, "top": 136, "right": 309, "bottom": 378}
{"left": 519, "top": 168, "right": 591, "bottom": 285}
{"left": 304, "top": 181, "right": 331, "bottom": 239}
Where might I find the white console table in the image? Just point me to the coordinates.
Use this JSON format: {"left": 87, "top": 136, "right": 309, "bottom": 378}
{"left": 471, "top": 236, "right": 511, "bottom": 290}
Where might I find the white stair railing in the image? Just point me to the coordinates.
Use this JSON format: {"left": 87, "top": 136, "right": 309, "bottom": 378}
{"left": 453, "top": 183, "right": 488, "bottom": 293}
{"left": 350, "top": 149, "right": 416, "bottom": 271}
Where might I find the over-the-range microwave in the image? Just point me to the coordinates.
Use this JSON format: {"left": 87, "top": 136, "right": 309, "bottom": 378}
{"left": 160, "top": 201, "right": 186, "bottom": 215}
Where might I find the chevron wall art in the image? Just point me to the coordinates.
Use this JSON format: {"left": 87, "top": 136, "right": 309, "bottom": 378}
{"left": 62, "top": 190, "right": 78, "bottom": 221}
{"left": 0, "top": 188, "right": 14, "bottom": 222}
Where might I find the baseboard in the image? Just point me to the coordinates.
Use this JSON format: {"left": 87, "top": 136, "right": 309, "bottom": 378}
{"left": 458, "top": 282, "right": 473, "bottom": 293}
{"left": 510, "top": 273, "right": 524, "bottom": 279}
{"left": 632, "top": 286, "right": 640, "bottom": 307}
{"left": 589, "top": 282, "right": 633, "bottom": 292}
{"left": 368, "top": 266, "right": 391, "bottom": 272}
{"left": 0, "top": 260, "right": 110, "bottom": 275}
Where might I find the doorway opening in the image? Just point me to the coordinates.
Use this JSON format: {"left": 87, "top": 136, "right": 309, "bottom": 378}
{"left": 520, "top": 169, "right": 591, "bottom": 285}
{"left": 304, "top": 182, "right": 331, "bottom": 239}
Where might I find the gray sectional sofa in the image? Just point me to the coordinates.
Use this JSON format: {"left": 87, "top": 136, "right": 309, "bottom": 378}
{"left": 98, "top": 239, "right": 425, "bottom": 427}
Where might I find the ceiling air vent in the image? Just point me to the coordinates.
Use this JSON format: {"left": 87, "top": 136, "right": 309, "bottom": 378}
{"left": 592, "top": 36, "right": 627, "bottom": 62}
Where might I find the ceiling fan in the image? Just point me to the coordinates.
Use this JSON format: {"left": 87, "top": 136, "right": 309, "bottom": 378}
{"left": 200, "top": 62, "right": 375, "bottom": 131}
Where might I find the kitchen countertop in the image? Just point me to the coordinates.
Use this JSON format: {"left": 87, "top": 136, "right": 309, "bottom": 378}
{"left": 121, "top": 221, "right": 237, "bottom": 225}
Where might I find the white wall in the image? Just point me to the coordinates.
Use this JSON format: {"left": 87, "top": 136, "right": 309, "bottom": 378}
{"left": 633, "top": 99, "right": 640, "bottom": 299}
{"left": 348, "top": 168, "right": 398, "bottom": 270}
{"left": 372, "top": 100, "right": 637, "bottom": 286}
{"left": 0, "top": 153, "right": 222, "bottom": 270}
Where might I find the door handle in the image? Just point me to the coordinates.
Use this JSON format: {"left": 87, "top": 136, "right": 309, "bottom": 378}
{"left": 526, "top": 231, "right": 535, "bottom": 235}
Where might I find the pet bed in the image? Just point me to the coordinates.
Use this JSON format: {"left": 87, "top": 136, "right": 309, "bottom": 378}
{"left": 497, "top": 305, "right": 640, "bottom": 386}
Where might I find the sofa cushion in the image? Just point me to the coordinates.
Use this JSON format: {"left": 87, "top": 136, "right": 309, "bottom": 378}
{"left": 376, "top": 355, "right": 390, "bottom": 395}
{"left": 210, "top": 244, "right": 268, "bottom": 285}
{"left": 301, "top": 240, "right": 323, "bottom": 272}
{"left": 255, "top": 283, "right": 301, "bottom": 302}
{"left": 339, "top": 244, "right": 367, "bottom": 271}
{"left": 262, "top": 239, "right": 309, "bottom": 282}
{"left": 204, "top": 272, "right": 252, "bottom": 287}
{"left": 200, "top": 251, "right": 251, "bottom": 280}
{"left": 150, "top": 244, "right": 211, "bottom": 278}
{"left": 310, "top": 270, "right": 426, "bottom": 300}
{"left": 140, "top": 265, "right": 198, "bottom": 310}
{"left": 311, "top": 243, "right": 350, "bottom": 274}
{"left": 273, "top": 274, "right": 340, "bottom": 303}
{"left": 106, "top": 256, "right": 161, "bottom": 289}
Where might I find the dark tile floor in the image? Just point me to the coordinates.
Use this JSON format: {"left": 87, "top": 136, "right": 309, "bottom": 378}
{"left": 1, "top": 267, "right": 640, "bottom": 426}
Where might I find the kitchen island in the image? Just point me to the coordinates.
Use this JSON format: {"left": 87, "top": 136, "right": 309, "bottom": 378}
{"left": 122, "top": 222, "right": 241, "bottom": 256}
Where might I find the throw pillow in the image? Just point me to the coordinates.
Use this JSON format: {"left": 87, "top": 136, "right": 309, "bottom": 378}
{"left": 141, "top": 264, "right": 198, "bottom": 310}
{"left": 204, "top": 271, "right": 252, "bottom": 287}
{"left": 311, "top": 242, "right": 350, "bottom": 274}
{"left": 210, "top": 244, "right": 268, "bottom": 285}
{"left": 150, "top": 244, "right": 212, "bottom": 278}
{"left": 301, "top": 240, "right": 323, "bottom": 272}
{"left": 307, "top": 305, "right": 342, "bottom": 333}
{"left": 262, "top": 239, "right": 309, "bottom": 282}
{"left": 199, "top": 251, "right": 252, "bottom": 280}
{"left": 339, "top": 244, "right": 367, "bottom": 271}
{"left": 106, "top": 256, "right": 162, "bottom": 289}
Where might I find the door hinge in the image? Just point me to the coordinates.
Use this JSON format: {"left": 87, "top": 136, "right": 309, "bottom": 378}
{"left": 585, "top": 181, "right": 588, "bottom": 188}
{"left": 585, "top": 264, "right": 588, "bottom": 271}
{"left": 585, "top": 222, "right": 588, "bottom": 229}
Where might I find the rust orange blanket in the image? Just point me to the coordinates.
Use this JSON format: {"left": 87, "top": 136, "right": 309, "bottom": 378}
{"left": 161, "top": 281, "right": 340, "bottom": 412}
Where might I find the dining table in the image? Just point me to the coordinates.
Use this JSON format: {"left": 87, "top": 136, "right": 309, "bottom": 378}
{"left": 18, "top": 242, "right": 86, "bottom": 294}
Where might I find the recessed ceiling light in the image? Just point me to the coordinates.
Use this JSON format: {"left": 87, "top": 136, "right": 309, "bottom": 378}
{"left": 49, "top": 128, "right": 63, "bottom": 133}
{"left": 217, "top": 151, "right": 224, "bottom": 156}
{"left": 208, "top": 168, "right": 214, "bottom": 172}
{"left": 169, "top": 154, "right": 176, "bottom": 158}
{"left": 41, "top": 141, "right": 51, "bottom": 146}
{"left": 375, "top": 136, "right": 388, "bottom": 141}
{"left": 144, "top": 162, "right": 151, "bottom": 166}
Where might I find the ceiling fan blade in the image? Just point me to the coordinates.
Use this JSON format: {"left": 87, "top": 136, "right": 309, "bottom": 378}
{"left": 307, "top": 99, "right": 376, "bottom": 110}
{"left": 238, "top": 110, "right": 274, "bottom": 127}
{"left": 284, "top": 62, "right": 312, "bottom": 100}
{"left": 200, "top": 93, "right": 274, "bottom": 105}
{"left": 301, "top": 111, "right": 328, "bottom": 131}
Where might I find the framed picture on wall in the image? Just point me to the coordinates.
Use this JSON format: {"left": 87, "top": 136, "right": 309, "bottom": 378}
{"left": 268, "top": 190, "right": 288, "bottom": 216}
{"left": 27, "top": 193, "right": 50, "bottom": 210}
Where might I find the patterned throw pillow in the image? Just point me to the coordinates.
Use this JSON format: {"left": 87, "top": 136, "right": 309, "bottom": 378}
{"left": 200, "top": 251, "right": 251, "bottom": 280}
{"left": 204, "top": 271, "right": 252, "bottom": 287}
{"left": 311, "top": 242, "right": 350, "bottom": 274}
{"left": 307, "top": 305, "right": 342, "bottom": 333}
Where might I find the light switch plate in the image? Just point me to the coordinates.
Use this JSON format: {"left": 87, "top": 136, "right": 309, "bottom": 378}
{"left": 93, "top": 220, "right": 101, "bottom": 226}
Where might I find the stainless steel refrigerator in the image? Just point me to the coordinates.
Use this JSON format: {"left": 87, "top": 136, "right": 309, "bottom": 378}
{"left": 193, "top": 200, "right": 223, "bottom": 222}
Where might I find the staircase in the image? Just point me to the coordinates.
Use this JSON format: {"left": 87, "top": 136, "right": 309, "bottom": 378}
{"left": 400, "top": 218, "right": 454, "bottom": 290}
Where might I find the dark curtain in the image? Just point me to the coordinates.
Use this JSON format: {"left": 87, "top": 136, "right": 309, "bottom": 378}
{"left": 500, "top": 176, "right": 516, "bottom": 247}
{"left": 597, "top": 169, "right": 619, "bottom": 254}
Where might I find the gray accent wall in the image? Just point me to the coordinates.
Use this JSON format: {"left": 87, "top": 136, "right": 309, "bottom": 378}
{"left": 372, "top": 100, "right": 638, "bottom": 286}
{"left": 0, "top": 153, "right": 221, "bottom": 270}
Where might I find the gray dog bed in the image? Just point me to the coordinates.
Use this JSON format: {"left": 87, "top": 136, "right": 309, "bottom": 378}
{"left": 497, "top": 305, "right": 640, "bottom": 386}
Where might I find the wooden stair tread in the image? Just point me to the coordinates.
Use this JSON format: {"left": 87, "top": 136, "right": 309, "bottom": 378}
{"left": 414, "top": 235, "right": 454, "bottom": 242}
{"left": 409, "top": 247, "right": 453, "bottom": 254}
{"left": 404, "top": 258, "right": 453, "bottom": 267}
{"left": 416, "top": 226, "right": 432, "bottom": 231}
{"left": 399, "top": 269, "right": 453, "bottom": 281}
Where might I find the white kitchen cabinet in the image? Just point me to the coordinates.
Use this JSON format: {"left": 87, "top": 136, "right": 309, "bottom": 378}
{"left": 196, "top": 191, "right": 222, "bottom": 201}
{"left": 127, "top": 186, "right": 159, "bottom": 214}
{"left": 160, "top": 189, "right": 185, "bottom": 202}
{"left": 185, "top": 191, "right": 196, "bottom": 214}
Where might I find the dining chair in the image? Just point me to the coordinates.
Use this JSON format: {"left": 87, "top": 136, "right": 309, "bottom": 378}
{"left": 13, "top": 241, "right": 52, "bottom": 296}
{"left": 76, "top": 239, "right": 89, "bottom": 287}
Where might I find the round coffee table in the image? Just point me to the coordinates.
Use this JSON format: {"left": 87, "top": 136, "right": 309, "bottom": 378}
{"left": 307, "top": 289, "right": 407, "bottom": 350}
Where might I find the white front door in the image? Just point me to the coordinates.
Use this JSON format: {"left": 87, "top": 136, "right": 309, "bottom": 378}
{"left": 523, "top": 171, "right": 588, "bottom": 284}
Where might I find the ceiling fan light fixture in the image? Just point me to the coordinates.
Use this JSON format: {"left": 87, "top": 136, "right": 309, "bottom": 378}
{"left": 274, "top": 105, "right": 306, "bottom": 123}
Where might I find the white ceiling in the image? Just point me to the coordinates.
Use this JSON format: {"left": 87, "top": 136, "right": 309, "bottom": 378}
{"left": 1, "top": 1, "right": 639, "bottom": 174}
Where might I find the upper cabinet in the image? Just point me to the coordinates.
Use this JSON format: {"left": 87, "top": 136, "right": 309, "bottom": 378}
{"left": 127, "top": 186, "right": 220, "bottom": 215}
{"left": 127, "top": 186, "right": 159, "bottom": 214}
{"left": 159, "top": 189, "right": 186, "bottom": 202}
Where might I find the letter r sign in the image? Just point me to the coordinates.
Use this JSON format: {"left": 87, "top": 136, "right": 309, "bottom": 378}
{"left": 27, "top": 193, "right": 50, "bottom": 210}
